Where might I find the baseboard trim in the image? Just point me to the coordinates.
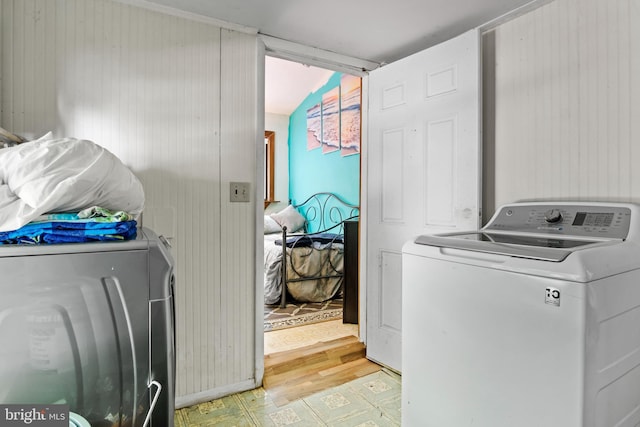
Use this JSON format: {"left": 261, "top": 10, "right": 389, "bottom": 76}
{"left": 175, "top": 378, "right": 258, "bottom": 409}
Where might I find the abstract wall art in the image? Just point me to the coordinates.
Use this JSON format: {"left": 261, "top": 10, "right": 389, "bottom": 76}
{"left": 306, "top": 103, "right": 322, "bottom": 151}
{"left": 340, "top": 75, "right": 361, "bottom": 156}
{"left": 321, "top": 87, "right": 340, "bottom": 154}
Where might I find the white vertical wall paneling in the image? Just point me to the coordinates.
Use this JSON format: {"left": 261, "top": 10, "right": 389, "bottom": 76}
{"left": 0, "top": 1, "right": 3, "bottom": 114}
{"left": 255, "top": 39, "right": 266, "bottom": 387}
{"left": 587, "top": 0, "right": 603, "bottom": 197}
{"left": 605, "top": 0, "right": 619, "bottom": 197}
{"left": 575, "top": 0, "right": 590, "bottom": 198}
{"left": 220, "top": 29, "right": 258, "bottom": 388}
{"left": 557, "top": 0, "right": 575, "bottom": 198}
{"left": 536, "top": 4, "right": 553, "bottom": 198}
{"left": 491, "top": 0, "right": 640, "bottom": 211}
{"left": 0, "top": 0, "right": 259, "bottom": 406}
{"left": 617, "top": 0, "right": 632, "bottom": 198}
{"left": 632, "top": 0, "right": 640, "bottom": 198}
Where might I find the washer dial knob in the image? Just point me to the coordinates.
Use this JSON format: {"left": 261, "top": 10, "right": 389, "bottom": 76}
{"left": 544, "top": 208, "right": 563, "bottom": 223}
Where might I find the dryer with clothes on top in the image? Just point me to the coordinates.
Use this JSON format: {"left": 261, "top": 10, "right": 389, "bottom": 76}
{"left": 402, "top": 202, "right": 640, "bottom": 427}
{"left": 0, "top": 227, "right": 175, "bottom": 427}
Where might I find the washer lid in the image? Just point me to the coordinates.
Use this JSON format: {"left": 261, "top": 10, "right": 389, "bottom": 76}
{"left": 415, "top": 232, "right": 607, "bottom": 262}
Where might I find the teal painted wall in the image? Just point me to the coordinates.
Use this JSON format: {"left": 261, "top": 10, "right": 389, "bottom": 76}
{"left": 288, "top": 72, "right": 360, "bottom": 212}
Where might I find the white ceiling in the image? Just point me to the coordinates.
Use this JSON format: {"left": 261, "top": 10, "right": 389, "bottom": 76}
{"left": 143, "top": 0, "right": 537, "bottom": 115}
{"left": 265, "top": 56, "right": 335, "bottom": 116}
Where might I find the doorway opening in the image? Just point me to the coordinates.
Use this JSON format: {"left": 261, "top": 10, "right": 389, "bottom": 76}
{"left": 262, "top": 55, "right": 362, "bottom": 356}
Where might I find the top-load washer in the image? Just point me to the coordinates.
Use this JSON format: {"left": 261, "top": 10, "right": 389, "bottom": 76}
{"left": 402, "top": 202, "right": 640, "bottom": 427}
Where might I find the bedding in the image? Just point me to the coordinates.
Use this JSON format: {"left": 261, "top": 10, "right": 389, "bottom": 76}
{"left": 263, "top": 194, "right": 358, "bottom": 306}
{"left": 264, "top": 233, "right": 284, "bottom": 304}
{"left": 276, "top": 232, "right": 343, "bottom": 247}
{"left": 264, "top": 232, "right": 344, "bottom": 304}
{"left": 264, "top": 215, "right": 282, "bottom": 234}
{"left": 270, "top": 204, "right": 306, "bottom": 232}
{"left": 284, "top": 241, "right": 343, "bottom": 303}
{"left": 0, "top": 134, "right": 144, "bottom": 232}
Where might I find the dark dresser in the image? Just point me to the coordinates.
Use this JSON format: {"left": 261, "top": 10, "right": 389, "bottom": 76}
{"left": 343, "top": 219, "right": 359, "bottom": 324}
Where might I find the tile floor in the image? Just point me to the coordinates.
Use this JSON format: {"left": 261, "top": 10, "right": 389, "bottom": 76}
{"left": 174, "top": 369, "right": 401, "bottom": 426}
{"left": 175, "top": 320, "right": 402, "bottom": 426}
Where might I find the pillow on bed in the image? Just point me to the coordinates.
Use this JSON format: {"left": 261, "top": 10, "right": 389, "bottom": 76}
{"left": 264, "top": 215, "right": 282, "bottom": 234}
{"left": 270, "top": 205, "right": 305, "bottom": 232}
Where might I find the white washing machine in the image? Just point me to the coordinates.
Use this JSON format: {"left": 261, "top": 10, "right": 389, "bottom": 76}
{"left": 402, "top": 202, "right": 640, "bottom": 427}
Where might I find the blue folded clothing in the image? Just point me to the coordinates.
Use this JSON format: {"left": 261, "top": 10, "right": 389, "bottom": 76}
{"left": 0, "top": 220, "right": 137, "bottom": 245}
{"left": 275, "top": 232, "right": 343, "bottom": 248}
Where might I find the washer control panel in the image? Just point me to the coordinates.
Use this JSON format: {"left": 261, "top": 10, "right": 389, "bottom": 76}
{"left": 484, "top": 204, "right": 631, "bottom": 239}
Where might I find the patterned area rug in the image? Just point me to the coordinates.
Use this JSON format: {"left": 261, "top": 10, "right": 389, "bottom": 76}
{"left": 264, "top": 298, "right": 343, "bottom": 331}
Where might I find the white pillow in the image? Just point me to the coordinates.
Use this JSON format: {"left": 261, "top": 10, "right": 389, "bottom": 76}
{"left": 264, "top": 215, "right": 282, "bottom": 234}
{"left": 0, "top": 136, "right": 145, "bottom": 232}
{"left": 270, "top": 205, "right": 306, "bottom": 232}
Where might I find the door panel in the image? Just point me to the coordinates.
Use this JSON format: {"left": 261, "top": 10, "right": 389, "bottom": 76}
{"left": 379, "top": 250, "right": 402, "bottom": 331}
{"left": 381, "top": 129, "right": 405, "bottom": 222}
{"left": 366, "top": 29, "right": 481, "bottom": 371}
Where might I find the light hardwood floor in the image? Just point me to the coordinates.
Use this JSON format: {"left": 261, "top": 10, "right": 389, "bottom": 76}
{"left": 264, "top": 335, "right": 382, "bottom": 407}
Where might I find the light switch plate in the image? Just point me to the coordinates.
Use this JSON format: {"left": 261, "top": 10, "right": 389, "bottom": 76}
{"left": 230, "top": 182, "right": 250, "bottom": 202}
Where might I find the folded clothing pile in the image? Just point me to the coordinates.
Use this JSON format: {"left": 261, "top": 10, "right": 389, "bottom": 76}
{"left": 0, "top": 133, "right": 145, "bottom": 244}
{"left": 0, "top": 206, "right": 137, "bottom": 244}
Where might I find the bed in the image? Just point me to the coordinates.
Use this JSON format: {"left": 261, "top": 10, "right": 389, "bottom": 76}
{"left": 264, "top": 192, "right": 359, "bottom": 308}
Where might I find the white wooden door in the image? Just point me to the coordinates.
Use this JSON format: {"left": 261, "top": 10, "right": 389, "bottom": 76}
{"left": 365, "top": 29, "right": 481, "bottom": 371}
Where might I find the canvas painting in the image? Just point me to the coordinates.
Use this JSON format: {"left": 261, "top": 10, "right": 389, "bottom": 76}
{"left": 307, "top": 103, "right": 322, "bottom": 151}
{"left": 321, "top": 87, "right": 340, "bottom": 154}
{"left": 340, "top": 75, "right": 361, "bottom": 156}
